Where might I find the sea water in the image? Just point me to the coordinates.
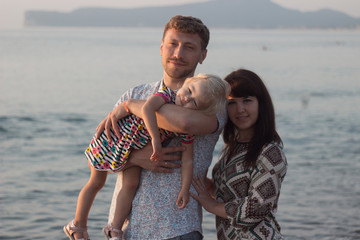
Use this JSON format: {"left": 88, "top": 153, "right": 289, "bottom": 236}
{"left": 0, "top": 28, "right": 359, "bottom": 239}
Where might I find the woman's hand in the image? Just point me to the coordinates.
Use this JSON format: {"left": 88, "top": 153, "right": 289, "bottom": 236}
{"left": 203, "top": 177, "right": 216, "bottom": 198}
{"left": 191, "top": 175, "right": 215, "bottom": 207}
{"left": 191, "top": 174, "right": 227, "bottom": 218}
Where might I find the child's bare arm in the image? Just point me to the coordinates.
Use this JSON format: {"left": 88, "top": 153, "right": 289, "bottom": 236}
{"left": 177, "top": 142, "right": 194, "bottom": 209}
{"left": 96, "top": 99, "right": 218, "bottom": 142}
{"left": 142, "top": 95, "right": 166, "bottom": 161}
{"left": 127, "top": 99, "right": 218, "bottom": 135}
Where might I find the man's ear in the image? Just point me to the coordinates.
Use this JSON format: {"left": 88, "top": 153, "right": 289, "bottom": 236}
{"left": 160, "top": 40, "right": 164, "bottom": 57}
{"left": 199, "top": 49, "right": 207, "bottom": 64}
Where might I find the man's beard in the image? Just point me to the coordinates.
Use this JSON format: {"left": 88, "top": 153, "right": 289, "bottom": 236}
{"left": 164, "top": 58, "right": 197, "bottom": 79}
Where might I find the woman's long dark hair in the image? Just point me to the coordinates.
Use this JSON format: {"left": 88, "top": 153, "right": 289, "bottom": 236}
{"left": 223, "top": 69, "right": 282, "bottom": 168}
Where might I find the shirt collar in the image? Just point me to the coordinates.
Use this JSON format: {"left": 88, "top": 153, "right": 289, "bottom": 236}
{"left": 159, "top": 79, "right": 179, "bottom": 93}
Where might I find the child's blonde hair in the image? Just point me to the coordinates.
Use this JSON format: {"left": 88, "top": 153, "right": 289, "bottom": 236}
{"left": 184, "top": 73, "right": 230, "bottom": 115}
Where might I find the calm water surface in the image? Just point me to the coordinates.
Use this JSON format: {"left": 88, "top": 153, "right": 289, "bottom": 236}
{"left": 0, "top": 28, "right": 359, "bottom": 239}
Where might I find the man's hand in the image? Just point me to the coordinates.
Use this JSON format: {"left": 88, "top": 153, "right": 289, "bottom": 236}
{"left": 95, "top": 103, "right": 130, "bottom": 141}
{"left": 126, "top": 143, "right": 184, "bottom": 173}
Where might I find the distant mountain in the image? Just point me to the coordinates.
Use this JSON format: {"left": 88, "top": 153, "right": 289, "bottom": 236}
{"left": 24, "top": 0, "right": 360, "bottom": 29}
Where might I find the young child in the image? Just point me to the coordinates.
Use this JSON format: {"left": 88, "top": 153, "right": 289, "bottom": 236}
{"left": 64, "top": 73, "right": 230, "bottom": 240}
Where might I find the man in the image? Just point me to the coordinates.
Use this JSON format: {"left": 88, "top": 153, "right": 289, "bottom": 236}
{"left": 97, "top": 15, "right": 227, "bottom": 239}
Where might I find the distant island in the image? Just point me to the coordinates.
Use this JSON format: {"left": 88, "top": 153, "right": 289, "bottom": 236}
{"left": 24, "top": 0, "right": 360, "bottom": 29}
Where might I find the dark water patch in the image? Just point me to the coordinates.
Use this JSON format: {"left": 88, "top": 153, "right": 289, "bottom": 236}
{"left": 349, "top": 229, "right": 360, "bottom": 238}
{"left": 32, "top": 189, "right": 46, "bottom": 194}
{"left": 23, "top": 193, "right": 41, "bottom": 200}
{"left": 63, "top": 189, "right": 82, "bottom": 197}
{"left": 0, "top": 125, "right": 7, "bottom": 133}
{"left": 286, "top": 225, "right": 314, "bottom": 231}
{"left": 0, "top": 113, "right": 90, "bottom": 128}
{"left": 284, "top": 136, "right": 310, "bottom": 146}
{"left": 74, "top": 149, "right": 87, "bottom": 155}
{"left": 1, "top": 215, "right": 24, "bottom": 221}
{"left": 33, "top": 216, "right": 58, "bottom": 223}
{"left": 0, "top": 115, "right": 38, "bottom": 122}
{"left": 345, "top": 124, "right": 360, "bottom": 136}
{"left": 18, "top": 116, "right": 37, "bottom": 122}
{"left": 49, "top": 225, "right": 65, "bottom": 231}
{"left": 0, "top": 235, "right": 24, "bottom": 240}
{"left": 25, "top": 149, "right": 58, "bottom": 159}
{"left": 33, "top": 170, "right": 68, "bottom": 183}
{"left": 295, "top": 162, "right": 314, "bottom": 167}
{"left": 311, "top": 89, "right": 359, "bottom": 98}
{"left": 61, "top": 116, "right": 88, "bottom": 123}
{"left": 0, "top": 116, "right": 47, "bottom": 141}
{"left": 0, "top": 116, "right": 10, "bottom": 121}
{"left": 36, "top": 127, "right": 51, "bottom": 133}
{"left": 285, "top": 88, "right": 360, "bottom": 100}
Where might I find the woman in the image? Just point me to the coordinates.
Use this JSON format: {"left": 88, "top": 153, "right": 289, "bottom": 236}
{"left": 191, "top": 69, "right": 287, "bottom": 239}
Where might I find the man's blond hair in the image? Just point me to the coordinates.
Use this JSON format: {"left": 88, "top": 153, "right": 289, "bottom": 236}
{"left": 163, "top": 15, "right": 210, "bottom": 50}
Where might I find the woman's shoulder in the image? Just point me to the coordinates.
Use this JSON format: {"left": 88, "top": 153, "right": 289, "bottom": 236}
{"left": 262, "top": 141, "right": 284, "bottom": 153}
{"left": 257, "top": 142, "right": 287, "bottom": 170}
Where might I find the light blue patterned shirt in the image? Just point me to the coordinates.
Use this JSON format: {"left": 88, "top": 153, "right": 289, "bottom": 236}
{"left": 108, "top": 80, "right": 227, "bottom": 239}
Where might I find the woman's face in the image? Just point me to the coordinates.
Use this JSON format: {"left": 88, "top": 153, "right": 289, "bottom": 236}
{"left": 227, "top": 96, "right": 259, "bottom": 134}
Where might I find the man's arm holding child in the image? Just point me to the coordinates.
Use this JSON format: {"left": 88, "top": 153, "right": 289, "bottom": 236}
{"left": 97, "top": 99, "right": 218, "bottom": 137}
{"left": 95, "top": 98, "right": 218, "bottom": 173}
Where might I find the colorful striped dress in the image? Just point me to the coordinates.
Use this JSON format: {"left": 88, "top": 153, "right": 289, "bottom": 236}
{"left": 85, "top": 86, "right": 194, "bottom": 172}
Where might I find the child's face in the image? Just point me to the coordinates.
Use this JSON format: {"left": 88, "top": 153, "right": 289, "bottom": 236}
{"left": 175, "top": 79, "right": 210, "bottom": 110}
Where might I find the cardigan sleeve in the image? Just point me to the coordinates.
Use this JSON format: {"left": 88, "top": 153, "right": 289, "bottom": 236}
{"left": 224, "top": 143, "right": 287, "bottom": 227}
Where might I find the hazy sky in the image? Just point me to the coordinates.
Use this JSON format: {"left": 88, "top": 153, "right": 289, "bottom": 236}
{"left": 1, "top": 0, "right": 360, "bottom": 30}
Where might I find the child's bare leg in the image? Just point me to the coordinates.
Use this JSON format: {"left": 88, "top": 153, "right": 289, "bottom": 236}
{"left": 73, "top": 166, "right": 107, "bottom": 239}
{"left": 111, "top": 167, "right": 141, "bottom": 236}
